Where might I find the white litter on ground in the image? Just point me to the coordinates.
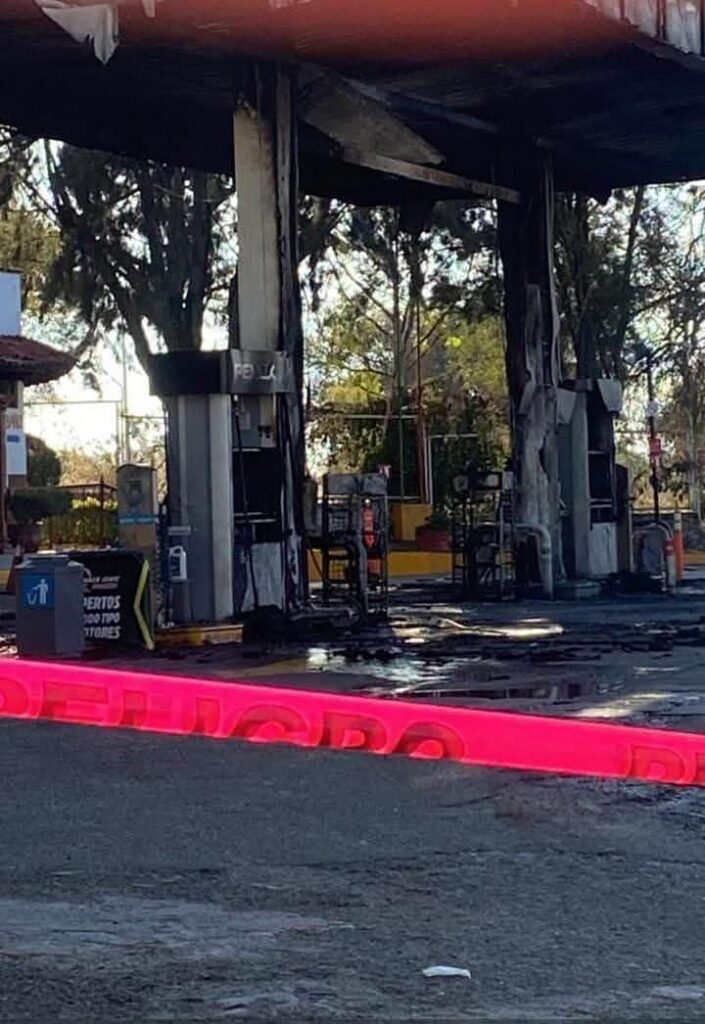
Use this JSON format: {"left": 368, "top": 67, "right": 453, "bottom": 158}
{"left": 423, "top": 965, "right": 473, "bottom": 981}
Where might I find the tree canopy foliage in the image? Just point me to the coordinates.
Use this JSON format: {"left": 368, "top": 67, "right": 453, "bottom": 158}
{"left": 26, "top": 435, "right": 61, "bottom": 487}
{"left": 38, "top": 145, "right": 235, "bottom": 369}
{"left": 304, "top": 202, "right": 503, "bottom": 499}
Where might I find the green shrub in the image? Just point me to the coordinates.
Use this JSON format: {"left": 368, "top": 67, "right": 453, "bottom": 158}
{"left": 423, "top": 508, "right": 451, "bottom": 531}
{"left": 8, "top": 487, "right": 72, "bottom": 525}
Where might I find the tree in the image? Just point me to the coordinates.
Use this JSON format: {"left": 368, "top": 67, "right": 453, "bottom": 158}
{"left": 554, "top": 186, "right": 679, "bottom": 381}
{"left": 0, "top": 130, "right": 61, "bottom": 315}
{"left": 310, "top": 307, "right": 508, "bottom": 509}
{"left": 35, "top": 145, "right": 236, "bottom": 369}
{"left": 58, "top": 446, "right": 116, "bottom": 487}
{"left": 650, "top": 186, "right": 705, "bottom": 517}
{"left": 0, "top": 129, "right": 106, "bottom": 388}
{"left": 0, "top": 209, "right": 60, "bottom": 315}
{"left": 26, "top": 435, "right": 61, "bottom": 487}
{"left": 20, "top": 144, "right": 341, "bottom": 374}
{"left": 306, "top": 201, "right": 499, "bottom": 498}
{"left": 0, "top": 130, "right": 32, "bottom": 211}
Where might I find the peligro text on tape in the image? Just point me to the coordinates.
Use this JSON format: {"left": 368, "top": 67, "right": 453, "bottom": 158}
{"left": 1, "top": 659, "right": 705, "bottom": 787}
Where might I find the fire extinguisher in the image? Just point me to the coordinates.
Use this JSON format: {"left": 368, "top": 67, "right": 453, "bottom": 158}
{"left": 362, "top": 500, "right": 381, "bottom": 586}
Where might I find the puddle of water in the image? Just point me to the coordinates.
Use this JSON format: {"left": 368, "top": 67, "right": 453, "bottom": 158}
{"left": 574, "top": 689, "right": 672, "bottom": 720}
{"left": 361, "top": 676, "right": 593, "bottom": 703}
{"left": 243, "top": 636, "right": 593, "bottom": 705}
{"left": 436, "top": 617, "right": 564, "bottom": 640}
{"left": 330, "top": 655, "right": 444, "bottom": 686}
{"left": 234, "top": 647, "right": 438, "bottom": 685}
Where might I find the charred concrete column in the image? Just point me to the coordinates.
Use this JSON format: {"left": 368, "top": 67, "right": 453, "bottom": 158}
{"left": 232, "top": 61, "right": 306, "bottom": 615}
{"left": 154, "top": 61, "right": 304, "bottom": 626}
{"left": 498, "top": 149, "right": 564, "bottom": 591}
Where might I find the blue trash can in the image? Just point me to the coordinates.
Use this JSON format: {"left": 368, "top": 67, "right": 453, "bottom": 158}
{"left": 16, "top": 554, "right": 85, "bottom": 657}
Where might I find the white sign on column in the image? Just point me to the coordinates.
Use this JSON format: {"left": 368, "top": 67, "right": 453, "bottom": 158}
{"left": 6, "top": 428, "right": 27, "bottom": 477}
{"left": 0, "top": 271, "right": 21, "bottom": 336}
{"left": 6, "top": 387, "right": 27, "bottom": 479}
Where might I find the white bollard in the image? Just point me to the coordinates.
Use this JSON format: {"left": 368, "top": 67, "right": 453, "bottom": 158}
{"left": 664, "top": 537, "right": 677, "bottom": 592}
{"left": 673, "top": 511, "right": 685, "bottom": 583}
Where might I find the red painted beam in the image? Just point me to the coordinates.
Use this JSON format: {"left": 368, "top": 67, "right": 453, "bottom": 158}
{"left": 78, "top": 0, "right": 628, "bottom": 64}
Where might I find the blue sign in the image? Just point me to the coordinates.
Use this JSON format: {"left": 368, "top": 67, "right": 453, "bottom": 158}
{"left": 20, "top": 573, "right": 55, "bottom": 610}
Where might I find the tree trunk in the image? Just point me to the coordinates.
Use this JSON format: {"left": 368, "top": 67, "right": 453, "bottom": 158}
{"left": 391, "top": 222, "right": 405, "bottom": 501}
{"left": 498, "top": 150, "right": 564, "bottom": 592}
{"left": 612, "top": 185, "right": 645, "bottom": 381}
{"left": 571, "top": 193, "right": 595, "bottom": 380}
{"left": 686, "top": 407, "right": 702, "bottom": 522}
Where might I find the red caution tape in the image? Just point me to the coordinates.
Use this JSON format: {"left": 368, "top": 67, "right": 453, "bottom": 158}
{"left": 1, "top": 659, "right": 705, "bottom": 787}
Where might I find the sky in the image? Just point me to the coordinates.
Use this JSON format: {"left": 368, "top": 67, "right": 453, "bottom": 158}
{"left": 23, "top": 335, "right": 162, "bottom": 460}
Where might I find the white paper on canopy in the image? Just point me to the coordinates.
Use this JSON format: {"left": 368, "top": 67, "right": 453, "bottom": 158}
{"left": 34, "top": 1, "right": 159, "bottom": 64}
{"left": 35, "top": 1, "right": 119, "bottom": 63}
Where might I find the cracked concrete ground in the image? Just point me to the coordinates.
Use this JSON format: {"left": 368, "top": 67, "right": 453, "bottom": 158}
{"left": 5, "top": 577, "right": 705, "bottom": 1020}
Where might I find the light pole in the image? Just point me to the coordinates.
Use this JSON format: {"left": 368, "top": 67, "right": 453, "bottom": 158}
{"left": 635, "top": 341, "right": 660, "bottom": 524}
{"left": 645, "top": 349, "right": 660, "bottom": 523}
{"left": 121, "top": 334, "right": 132, "bottom": 465}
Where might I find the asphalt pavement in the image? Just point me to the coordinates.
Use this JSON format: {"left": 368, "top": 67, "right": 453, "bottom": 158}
{"left": 4, "top": 581, "right": 705, "bottom": 1020}
{"left": 4, "top": 713, "right": 705, "bottom": 1021}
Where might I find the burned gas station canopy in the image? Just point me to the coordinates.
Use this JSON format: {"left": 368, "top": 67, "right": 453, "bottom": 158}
{"left": 2, "top": 0, "right": 705, "bottom": 203}
{"left": 0, "top": 334, "right": 74, "bottom": 385}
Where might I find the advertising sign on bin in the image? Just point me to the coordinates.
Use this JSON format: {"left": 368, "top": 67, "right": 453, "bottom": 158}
{"left": 70, "top": 550, "right": 154, "bottom": 650}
